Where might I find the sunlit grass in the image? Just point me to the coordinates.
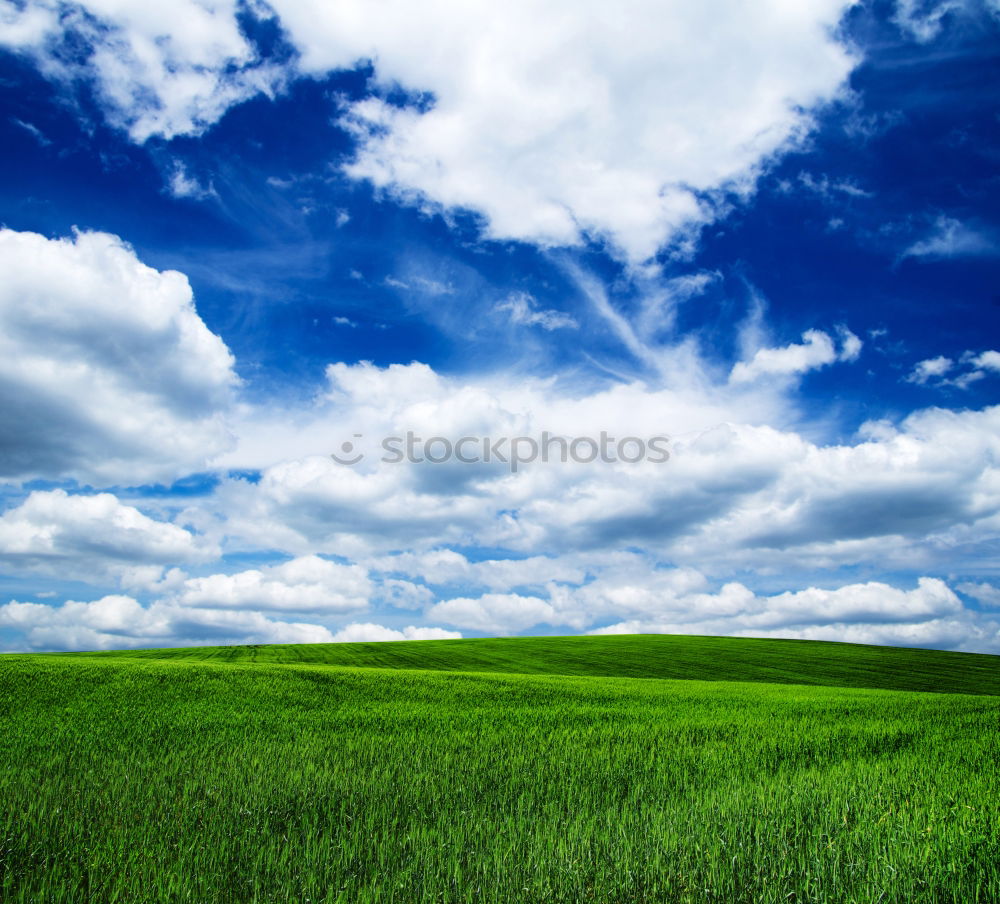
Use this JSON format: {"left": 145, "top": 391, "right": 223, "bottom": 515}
{"left": 2, "top": 639, "right": 998, "bottom": 903}
{"left": 77, "top": 632, "right": 1000, "bottom": 696}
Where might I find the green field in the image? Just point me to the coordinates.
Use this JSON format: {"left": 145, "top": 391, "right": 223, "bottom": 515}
{"left": 2, "top": 635, "right": 998, "bottom": 903}
{"left": 85, "top": 632, "right": 1000, "bottom": 695}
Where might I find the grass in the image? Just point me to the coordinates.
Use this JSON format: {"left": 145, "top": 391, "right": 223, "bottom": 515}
{"left": 1, "top": 635, "right": 998, "bottom": 903}
{"left": 82, "top": 632, "right": 1000, "bottom": 696}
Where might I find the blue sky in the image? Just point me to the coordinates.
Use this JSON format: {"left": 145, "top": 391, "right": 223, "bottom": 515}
{"left": 1, "top": 0, "right": 999, "bottom": 652}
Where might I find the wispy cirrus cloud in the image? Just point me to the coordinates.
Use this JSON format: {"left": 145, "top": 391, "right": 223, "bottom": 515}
{"left": 901, "top": 216, "right": 997, "bottom": 261}
{"left": 494, "top": 293, "right": 578, "bottom": 332}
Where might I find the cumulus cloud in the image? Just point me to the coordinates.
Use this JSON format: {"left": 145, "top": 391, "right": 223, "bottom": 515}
{"left": 0, "top": 594, "right": 337, "bottom": 652}
{"left": 905, "top": 349, "right": 1000, "bottom": 389}
{"left": 329, "top": 622, "right": 461, "bottom": 642}
{"left": 4, "top": 1, "right": 858, "bottom": 261}
{"left": 0, "top": 579, "right": 461, "bottom": 651}
{"left": 0, "top": 1, "right": 59, "bottom": 49}
{"left": 730, "top": 330, "right": 837, "bottom": 384}
{"left": 411, "top": 567, "right": 998, "bottom": 654}
{"left": 0, "top": 489, "right": 216, "bottom": 585}
{"left": 836, "top": 326, "right": 863, "bottom": 362}
{"left": 968, "top": 350, "right": 1000, "bottom": 372}
{"left": 730, "top": 328, "right": 861, "bottom": 384}
{"left": 594, "top": 612, "right": 1000, "bottom": 654}
{"left": 0, "top": 0, "right": 287, "bottom": 141}
{"left": 216, "top": 356, "right": 795, "bottom": 475}
{"left": 324, "top": 0, "right": 857, "bottom": 261}
{"left": 583, "top": 576, "right": 1000, "bottom": 653}
{"left": 207, "top": 358, "right": 805, "bottom": 558}
{"left": 0, "top": 585, "right": 460, "bottom": 652}
{"left": 171, "top": 555, "right": 371, "bottom": 614}
{"left": 428, "top": 593, "right": 556, "bottom": 635}
{"left": 202, "top": 360, "right": 1000, "bottom": 593}
{"left": 669, "top": 405, "right": 1000, "bottom": 565}
{"left": 372, "top": 578, "right": 435, "bottom": 610}
{"left": 0, "top": 229, "right": 237, "bottom": 484}
{"left": 370, "top": 548, "right": 589, "bottom": 593}
{"left": 4, "top": 5, "right": 998, "bottom": 660}
{"left": 906, "top": 355, "right": 953, "bottom": 384}
{"left": 4, "top": 562, "right": 995, "bottom": 653}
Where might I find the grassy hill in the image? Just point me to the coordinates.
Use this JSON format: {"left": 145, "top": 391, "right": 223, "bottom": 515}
{"left": 74, "top": 632, "right": 1000, "bottom": 696}
{"left": 3, "top": 635, "right": 999, "bottom": 902}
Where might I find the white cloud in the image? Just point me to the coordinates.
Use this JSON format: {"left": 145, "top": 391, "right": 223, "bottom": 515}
{"left": 428, "top": 593, "right": 556, "bottom": 634}
{"left": 594, "top": 611, "right": 999, "bottom": 654}
{"left": 634, "top": 273, "right": 719, "bottom": 341}
{"left": 167, "top": 161, "right": 217, "bottom": 200}
{"left": 752, "top": 615, "right": 1000, "bottom": 652}
{"left": 836, "top": 326, "right": 863, "bottom": 362}
{"left": 6, "top": 565, "right": 993, "bottom": 653}
{"left": 906, "top": 349, "right": 1000, "bottom": 389}
{"left": 752, "top": 577, "right": 963, "bottom": 627}
{"left": 967, "top": 350, "right": 1000, "bottom": 373}
{"left": 794, "top": 172, "right": 873, "bottom": 200}
{"left": 0, "top": 0, "right": 287, "bottom": 141}
{"left": 0, "top": 229, "right": 237, "bottom": 485}
{"left": 907, "top": 355, "right": 953, "bottom": 384}
{"left": 957, "top": 581, "right": 1000, "bottom": 608}
{"left": 207, "top": 358, "right": 808, "bottom": 558}
{"left": 414, "top": 568, "right": 998, "bottom": 654}
{"left": 0, "top": 1, "right": 59, "bottom": 48}
{"left": 0, "top": 559, "right": 459, "bottom": 650}
{"left": 495, "top": 292, "right": 577, "bottom": 331}
{"left": 585, "top": 576, "right": 1000, "bottom": 653}
{"left": 329, "top": 622, "right": 461, "bottom": 642}
{"left": 902, "top": 216, "right": 996, "bottom": 260}
{"left": 0, "top": 594, "right": 337, "bottom": 651}
{"left": 215, "top": 355, "right": 796, "bottom": 475}
{"left": 11, "top": 117, "right": 50, "bottom": 145}
{"left": 4, "top": 1, "right": 858, "bottom": 261}
{"left": 321, "top": 0, "right": 857, "bottom": 261}
{"left": 370, "top": 548, "right": 589, "bottom": 593}
{"left": 372, "top": 578, "right": 435, "bottom": 610}
{"left": 204, "top": 359, "right": 1000, "bottom": 594}
{"left": 4, "top": 5, "right": 999, "bottom": 659}
{"left": 729, "top": 328, "right": 859, "bottom": 384}
{"left": 0, "top": 489, "right": 216, "bottom": 585}
{"left": 0, "top": 595, "right": 153, "bottom": 647}
{"left": 663, "top": 405, "right": 1000, "bottom": 568}
{"left": 893, "top": 0, "right": 964, "bottom": 42}
{"left": 171, "top": 555, "right": 371, "bottom": 613}
{"left": 545, "top": 565, "right": 723, "bottom": 628}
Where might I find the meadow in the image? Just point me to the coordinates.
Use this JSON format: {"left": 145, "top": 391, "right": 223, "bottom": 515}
{"left": 89, "top": 632, "right": 1000, "bottom": 695}
{"left": 1, "top": 635, "right": 998, "bottom": 903}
